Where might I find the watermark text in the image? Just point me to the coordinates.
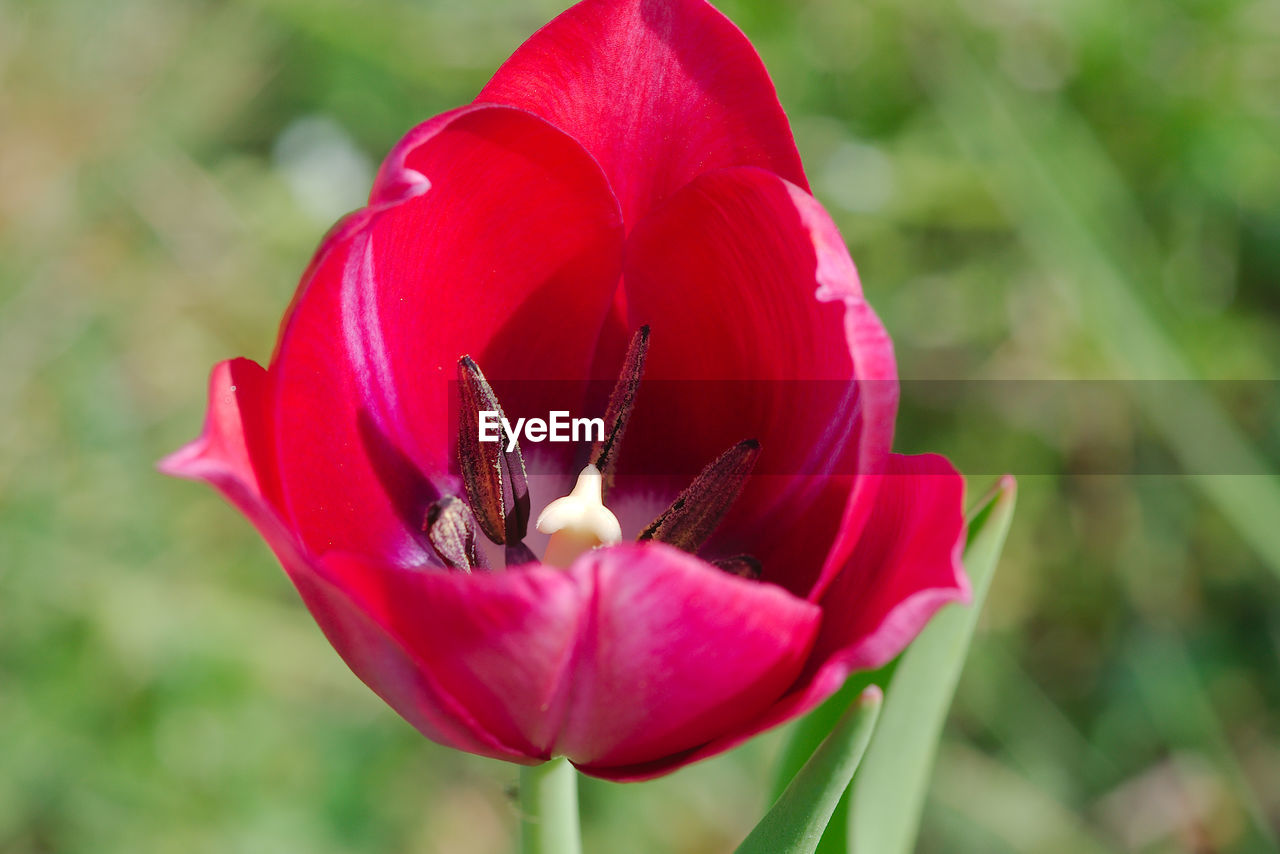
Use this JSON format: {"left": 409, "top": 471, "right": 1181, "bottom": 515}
{"left": 479, "top": 410, "right": 605, "bottom": 452}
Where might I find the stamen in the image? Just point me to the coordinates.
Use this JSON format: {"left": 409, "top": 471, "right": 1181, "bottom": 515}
{"left": 423, "top": 496, "right": 482, "bottom": 572}
{"left": 535, "top": 464, "right": 623, "bottom": 568}
{"left": 505, "top": 541, "right": 537, "bottom": 567}
{"left": 711, "top": 555, "right": 762, "bottom": 580}
{"left": 638, "top": 439, "right": 760, "bottom": 553}
{"left": 457, "top": 355, "right": 530, "bottom": 545}
{"left": 590, "top": 325, "right": 649, "bottom": 499}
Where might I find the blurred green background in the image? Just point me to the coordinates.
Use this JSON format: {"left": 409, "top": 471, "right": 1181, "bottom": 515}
{"left": 2, "top": 0, "right": 1279, "bottom": 851}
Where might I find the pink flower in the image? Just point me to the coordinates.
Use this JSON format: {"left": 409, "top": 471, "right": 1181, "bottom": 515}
{"left": 162, "top": 0, "right": 969, "bottom": 781}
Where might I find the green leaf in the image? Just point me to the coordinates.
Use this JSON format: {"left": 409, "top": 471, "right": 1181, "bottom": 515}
{"left": 848, "top": 476, "right": 1017, "bottom": 854}
{"left": 736, "top": 687, "right": 883, "bottom": 854}
{"left": 767, "top": 666, "right": 896, "bottom": 854}
{"left": 769, "top": 666, "right": 894, "bottom": 803}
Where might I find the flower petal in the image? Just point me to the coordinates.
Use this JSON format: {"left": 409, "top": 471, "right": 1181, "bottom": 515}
{"left": 318, "top": 544, "right": 819, "bottom": 773}
{"left": 161, "top": 360, "right": 532, "bottom": 763}
{"left": 559, "top": 543, "right": 820, "bottom": 769}
{"left": 590, "top": 453, "right": 968, "bottom": 781}
{"left": 617, "top": 166, "right": 897, "bottom": 598}
{"left": 803, "top": 452, "right": 970, "bottom": 675}
{"left": 269, "top": 105, "right": 624, "bottom": 562}
{"left": 478, "top": 0, "right": 807, "bottom": 226}
{"left": 159, "top": 358, "right": 280, "bottom": 518}
{"left": 319, "top": 553, "right": 587, "bottom": 759}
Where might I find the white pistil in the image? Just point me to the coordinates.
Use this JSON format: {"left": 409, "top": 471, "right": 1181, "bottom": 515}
{"left": 535, "top": 464, "right": 622, "bottom": 568}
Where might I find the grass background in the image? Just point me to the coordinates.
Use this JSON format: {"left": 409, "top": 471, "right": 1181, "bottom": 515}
{"left": 2, "top": 0, "right": 1279, "bottom": 851}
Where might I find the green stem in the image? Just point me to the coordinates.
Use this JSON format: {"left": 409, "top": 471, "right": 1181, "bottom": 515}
{"left": 519, "top": 757, "right": 582, "bottom": 854}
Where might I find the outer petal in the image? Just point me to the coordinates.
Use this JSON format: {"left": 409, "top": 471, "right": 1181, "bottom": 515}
{"left": 559, "top": 544, "right": 820, "bottom": 769}
{"left": 478, "top": 0, "right": 808, "bottom": 227}
{"left": 159, "top": 359, "right": 280, "bottom": 519}
{"left": 160, "top": 361, "right": 537, "bottom": 763}
{"left": 319, "top": 544, "right": 820, "bottom": 774}
{"left": 319, "top": 552, "right": 587, "bottom": 759}
{"left": 269, "top": 105, "right": 624, "bottom": 563}
{"left": 802, "top": 453, "right": 970, "bottom": 675}
{"left": 591, "top": 453, "right": 969, "bottom": 781}
{"left": 617, "top": 166, "right": 898, "bottom": 599}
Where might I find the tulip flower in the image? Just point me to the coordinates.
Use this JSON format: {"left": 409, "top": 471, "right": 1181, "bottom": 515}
{"left": 162, "top": 0, "right": 969, "bottom": 785}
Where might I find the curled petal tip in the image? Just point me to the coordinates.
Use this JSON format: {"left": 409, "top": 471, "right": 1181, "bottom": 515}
{"left": 156, "top": 440, "right": 206, "bottom": 479}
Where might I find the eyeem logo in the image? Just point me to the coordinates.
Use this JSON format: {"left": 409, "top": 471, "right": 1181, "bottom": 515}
{"left": 479, "top": 411, "right": 605, "bottom": 453}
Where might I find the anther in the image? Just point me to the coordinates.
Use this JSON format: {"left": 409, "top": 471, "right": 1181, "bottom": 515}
{"left": 505, "top": 541, "right": 537, "bottom": 568}
{"left": 591, "top": 325, "right": 649, "bottom": 499}
{"left": 423, "top": 496, "right": 482, "bottom": 572}
{"left": 457, "top": 355, "right": 530, "bottom": 546}
{"left": 638, "top": 439, "right": 760, "bottom": 554}
{"left": 711, "top": 554, "right": 762, "bottom": 580}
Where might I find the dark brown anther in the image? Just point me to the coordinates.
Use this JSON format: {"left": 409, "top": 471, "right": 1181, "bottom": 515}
{"left": 590, "top": 325, "right": 649, "bottom": 499}
{"left": 424, "top": 496, "right": 482, "bottom": 572}
{"left": 504, "top": 541, "right": 537, "bottom": 567}
{"left": 638, "top": 438, "right": 761, "bottom": 553}
{"left": 712, "top": 555, "right": 763, "bottom": 580}
{"left": 457, "top": 355, "right": 530, "bottom": 545}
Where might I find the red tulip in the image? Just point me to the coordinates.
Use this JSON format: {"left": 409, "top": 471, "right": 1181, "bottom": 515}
{"left": 162, "top": 0, "right": 969, "bottom": 781}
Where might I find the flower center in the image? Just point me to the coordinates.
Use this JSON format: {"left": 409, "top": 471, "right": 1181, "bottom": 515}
{"left": 426, "top": 327, "right": 762, "bottom": 577}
